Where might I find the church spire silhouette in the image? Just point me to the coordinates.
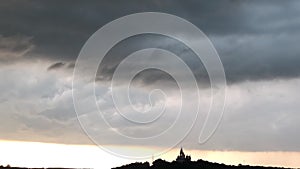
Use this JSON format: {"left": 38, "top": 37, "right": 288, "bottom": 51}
{"left": 176, "top": 147, "right": 191, "bottom": 163}
{"left": 180, "top": 147, "right": 185, "bottom": 157}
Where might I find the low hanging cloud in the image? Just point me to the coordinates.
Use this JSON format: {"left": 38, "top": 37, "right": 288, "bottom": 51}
{"left": 1, "top": 61, "right": 300, "bottom": 151}
{"left": 47, "top": 62, "right": 66, "bottom": 71}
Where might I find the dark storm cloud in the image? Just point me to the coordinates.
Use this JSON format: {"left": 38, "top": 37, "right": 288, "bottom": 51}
{"left": 1, "top": 0, "right": 300, "bottom": 151}
{"left": 0, "top": 35, "right": 34, "bottom": 62}
{"left": 47, "top": 62, "right": 65, "bottom": 71}
{"left": 1, "top": 0, "right": 300, "bottom": 84}
{"left": 96, "top": 34, "right": 209, "bottom": 87}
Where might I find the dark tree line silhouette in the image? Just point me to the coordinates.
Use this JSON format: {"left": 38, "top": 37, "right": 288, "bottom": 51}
{"left": 112, "top": 158, "right": 292, "bottom": 169}
{"left": 113, "top": 148, "right": 293, "bottom": 169}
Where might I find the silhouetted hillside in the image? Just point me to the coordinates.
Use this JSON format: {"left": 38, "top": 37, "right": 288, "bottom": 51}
{"left": 112, "top": 158, "right": 291, "bottom": 169}
{"left": 112, "top": 148, "right": 292, "bottom": 169}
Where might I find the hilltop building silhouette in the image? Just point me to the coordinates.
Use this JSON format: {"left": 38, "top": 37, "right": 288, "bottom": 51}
{"left": 176, "top": 147, "right": 191, "bottom": 163}
{"left": 112, "top": 147, "right": 292, "bottom": 169}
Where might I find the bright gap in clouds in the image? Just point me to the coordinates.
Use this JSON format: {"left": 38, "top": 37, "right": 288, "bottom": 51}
{"left": 0, "top": 140, "right": 300, "bottom": 169}
{"left": 0, "top": 140, "right": 134, "bottom": 169}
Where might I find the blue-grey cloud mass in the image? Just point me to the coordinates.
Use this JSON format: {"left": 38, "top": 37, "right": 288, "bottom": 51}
{"left": 0, "top": 0, "right": 300, "bottom": 152}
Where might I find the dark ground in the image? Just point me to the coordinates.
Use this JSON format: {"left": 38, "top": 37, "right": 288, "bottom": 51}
{"left": 112, "top": 159, "right": 292, "bottom": 169}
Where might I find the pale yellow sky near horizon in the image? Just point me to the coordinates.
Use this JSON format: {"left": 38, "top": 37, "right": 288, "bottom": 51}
{"left": 0, "top": 140, "right": 299, "bottom": 169}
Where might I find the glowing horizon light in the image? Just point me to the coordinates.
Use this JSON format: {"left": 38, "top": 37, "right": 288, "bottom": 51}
{"left": 0, "top": 140, "right": 299, "bottom": 169}
{"left": 0, "top": 140, "right": 136, "bottom": 169}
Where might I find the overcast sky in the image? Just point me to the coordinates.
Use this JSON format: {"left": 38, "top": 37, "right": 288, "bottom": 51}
{"left": 0, "top": 0, "right": 300, "bottom": 153}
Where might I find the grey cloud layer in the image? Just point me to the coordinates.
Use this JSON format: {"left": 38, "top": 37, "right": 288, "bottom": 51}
{"left": 1, "top": 0, "right": 300, "bottom": 84}
{"left": 1, "top": 0, "right": 300, "bottom": 152}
